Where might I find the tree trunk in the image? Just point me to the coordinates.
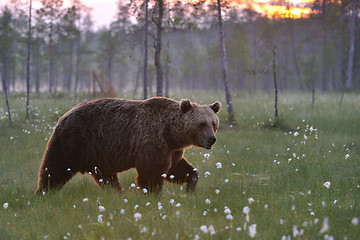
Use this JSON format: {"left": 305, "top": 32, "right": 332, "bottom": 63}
{"left": 26, "top": 0, "right": 32, "bottom": 118}
{"left": 272, "top": 45, "right": 278, "bottom": 119}
{"left": 155, "top": 0, "right": 164, "bottom": 97}
{"left": 49, "top": 21, "right": 54, "bottom": 94}
{"left": 289, "top": 19, "right": 301, "bottom": 82}
{"left": 0, "top": 64, "right": 12, "bottom": 125}
{"left": 74, "top": 29, "right": 81, "bottom": 98}
{"left": 165, "top": 37, "right": 170, "bottom": 98}
{"left": 217, "top": 0, "right": 235, "bottom": 123}
{"left": 312, "top": 54, "right": 316, "bottom": 109}
{"left": 346, "top": 0, "right": 356, "bottom": 90}
{"left": 143, "top": 0, "right": 149, "bottom": 99}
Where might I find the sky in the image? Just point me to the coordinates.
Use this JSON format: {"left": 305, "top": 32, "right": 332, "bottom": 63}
{"left": 1, "top": 0, "right": 313, "bottom": 29}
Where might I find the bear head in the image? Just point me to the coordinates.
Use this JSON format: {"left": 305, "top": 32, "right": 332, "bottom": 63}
{"left": 180, "top": 99, "right": 221, "bottom": 149}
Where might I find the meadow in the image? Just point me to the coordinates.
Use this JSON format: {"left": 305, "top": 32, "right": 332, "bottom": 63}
{"left": 0, "top": 92, "right": 359, "bottom": 239}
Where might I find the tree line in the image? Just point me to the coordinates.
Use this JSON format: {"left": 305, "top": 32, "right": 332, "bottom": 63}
{"left": 0, "top": 0, "right": 359, "bottom": 122}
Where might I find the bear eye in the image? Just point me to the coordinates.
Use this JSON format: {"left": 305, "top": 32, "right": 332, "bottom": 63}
{"left": 198, "top": 122, "right": 207, "bottom": 129}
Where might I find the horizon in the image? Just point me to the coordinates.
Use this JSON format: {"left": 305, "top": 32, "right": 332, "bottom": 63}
{"left": 0, "top": 0, "right": 314, "bottom": 30}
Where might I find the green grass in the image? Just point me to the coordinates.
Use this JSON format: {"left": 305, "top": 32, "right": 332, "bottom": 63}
{"left": 0, "top": 92, "right": 359, "bottom": 239}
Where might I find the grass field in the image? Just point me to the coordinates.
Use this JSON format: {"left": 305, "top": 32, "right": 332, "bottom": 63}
{"left": 0, "top": 92, "right": 359, "bottom": 239}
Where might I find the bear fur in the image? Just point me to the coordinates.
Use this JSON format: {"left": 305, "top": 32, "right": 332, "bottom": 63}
{"left": 36, "top": 97, "right": 221, "bottom": 194}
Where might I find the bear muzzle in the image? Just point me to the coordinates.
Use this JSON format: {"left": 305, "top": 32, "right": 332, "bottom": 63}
{"left": 202, "top": 136, "right": 216, "bottom": 149}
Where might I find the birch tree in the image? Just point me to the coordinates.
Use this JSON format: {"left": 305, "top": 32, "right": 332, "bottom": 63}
{"left": 217, "top": 0, "right": 235, "bottom": 123}
{"left": 26, "top": 0, "right": 32, "bottom": 118}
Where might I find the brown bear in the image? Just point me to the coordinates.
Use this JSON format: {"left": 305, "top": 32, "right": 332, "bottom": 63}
{"left": 35, "top": 97, "right": 221, "bottom": 194}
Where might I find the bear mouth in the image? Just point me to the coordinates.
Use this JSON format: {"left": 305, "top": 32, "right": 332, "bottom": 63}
{"left": 202, "top": 144, "right": 213, "bottom": 150}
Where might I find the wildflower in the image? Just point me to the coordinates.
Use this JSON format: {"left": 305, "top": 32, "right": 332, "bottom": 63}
{"left": 130, "top": 183, "right": 136, "bottom": 188}
{"left": 351, "top": 217, "right": 359, "bottom": 226}
{"left": 345, "top": 154, "right": 350, "bottom": 159}
{"left": 175, "top": 203, "right": 181, "bottom": 208}
{"left": 134, "top": 213, "right": 142, "bottom": 221}
{"left": 161, "top": 173, "right": 167, "bottom": 178}
{"left": 203, "top": 211, "right": 207, "bottom": 216}
{"left": 216, "top": 162, "right": 222, "bottom": 168}
{"left": 98, "top": 206, "right": 106, "bottom": 212}
{"left": 226, "top": 214, "right": 233, "bottom": 220}
{"left": 243, "top": 206, "right": 250, "bottom": 222}
{"left": 294, "top": 132, "right": 299, "bottom": 137}
{"left": 224, "top": 207, "right": 231, "bottom": 215}
{"left": 205, "top": 199, "right": 211, "bottom": 204}
{"left": 224, "top": 178, "right": 229, "bottom": 183}
{"left": 204, "top": 153, "right": 210, "bottom": 158}
{"left": 82, "top": 198, "right": 89, "bottom": 202}
{"left": 143, "top": 188, "right": 148, "bottom": 194}
{"left": 204, "top": 171, "right": 210, "bottom": 177}
{"left": 146, "top": 202, "right": 151, "bottom": 206}
{"left": 97, "top": 214, "right": 103, "bottom": 223}
{"left": 215, "top": 189, "right": 220, "bottom": 194}
{"left": 3, "top": 203, "right": 8, "bottom": 209}
{"left": 200, "top": 225, "right": 209, "bottom": 234}
{"left": 323, "top": 182, "right": 331, "bottom": 189}
{"left": 208, "top": 225, "right": 215, "bottom": 235}
{"left": 319, "top": 217, "right": 329, "bottom": 234}
{"left": 249, "top": 224, "right": 257, "bottom": 238}
{"left": 120, "top": 209, "right": 125, "bottom": 214}
{"left": 248, "top": 197, "right": 255, "bottom": 204}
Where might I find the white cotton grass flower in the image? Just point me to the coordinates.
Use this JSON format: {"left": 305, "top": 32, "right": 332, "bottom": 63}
{"left": 216, "top": 162, "right": 222, "bottom": 168}
{"left": 205, "top": 199, "right": 211, "bottom": 204}
{"left": 97, "top": 214, "right": 103, "bottom": 223}
{"left": 204, "top": 171, "right": 211, "bottom": 177}
{"left": 226, "top": 214, "right": 234, "bottom": 220}
{"left": 3, "top": 202, "right": 8, "bottom": 209}
{"left": 351, "top": 217, "right": 359, "bottom": 226}
{"left": 319, "top": 217, "right": 329, "bottom": 234}
{"left": 224, "top": 206, "right": 231, "bottom": 215}
{"left": 243, "top": 206, "right": 250, "bottom": 222}
{"left": 200, "top": 225, "right": 208, "bottom": 233}
{"left": 215, "top": 189, "right": 220, "bottom": 194}
{"left": 82, "top": 198, "right": 89, "bottom": 202}
{"left": 345, "top": 154, "right": 350, "bottom": 159}
{"left": 208, "top": 225, "right": 216, "bottom": 235}
{"left": 324, "top": 181, "right": 331, "bottom": 189}
{"left": 248, "top": 197, "right": 255, "bottom": 204}
{"left": 98, "top": 206, "right": 106, "bottom": 212}
{"left": 249, "top": 224, "right": 257, "bottom": 238}
{"left": 134, "top": 213, "right": 142, "bottom": 221}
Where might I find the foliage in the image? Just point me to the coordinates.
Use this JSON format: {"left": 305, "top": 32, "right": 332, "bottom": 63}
{"left": 0, "top": 0, "right": 359, "bottom": 95}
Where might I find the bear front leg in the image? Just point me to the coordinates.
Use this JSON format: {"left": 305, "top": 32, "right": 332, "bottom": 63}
{"left": 166, "top": 152, "right": 198, "bottom": 192}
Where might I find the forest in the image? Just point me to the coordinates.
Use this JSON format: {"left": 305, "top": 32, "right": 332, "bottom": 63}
{"left": 0, "top": 0, "right": 359, "bottom": 99}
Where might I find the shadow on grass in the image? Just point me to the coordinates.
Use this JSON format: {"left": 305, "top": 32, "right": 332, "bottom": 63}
{"left": 262, "top": 117, "right": 293, "bottom": 132}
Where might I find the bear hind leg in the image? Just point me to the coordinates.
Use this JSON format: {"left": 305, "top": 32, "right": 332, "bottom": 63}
{"left": 36, "top": 167, "right": 76, "bottom": 194}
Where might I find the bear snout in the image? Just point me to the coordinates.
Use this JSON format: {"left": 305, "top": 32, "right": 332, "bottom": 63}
{"left": 209, "top": 136, "right": 216, "bottom": 146}
{"left": 202, "top": 136, "right": 216, "bottom": 149}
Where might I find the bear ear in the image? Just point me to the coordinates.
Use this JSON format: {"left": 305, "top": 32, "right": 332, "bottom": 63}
{"left": 209, "top": 101, "right": 221, "bottom": 114}
{"left": 180, "top": 99, "right": 193, "bottom": 114}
